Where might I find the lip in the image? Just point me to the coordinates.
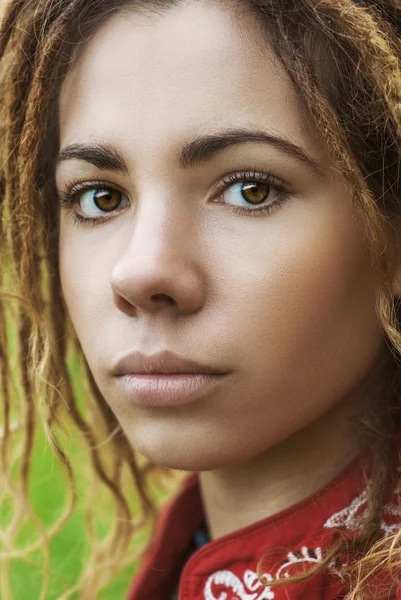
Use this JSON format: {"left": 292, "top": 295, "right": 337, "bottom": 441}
{"left": 112, "top": 350, "right": 229, "bottom": 408}
{"left": 117, "top": 373, "right": 228, "bottom": 407}
{"left": 112, "top": 349, "right": 228, "bottom": 376}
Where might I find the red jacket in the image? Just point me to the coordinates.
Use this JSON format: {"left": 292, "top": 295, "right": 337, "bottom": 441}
{"left": 128, "top": 451, "right": 401, "bottom": 600}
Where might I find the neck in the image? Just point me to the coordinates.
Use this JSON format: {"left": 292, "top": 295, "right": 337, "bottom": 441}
{"left": 199, "top": 398, "right": 366, "bottom": 541}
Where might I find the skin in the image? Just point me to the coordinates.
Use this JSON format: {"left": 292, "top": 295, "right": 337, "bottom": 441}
{"left": 57, "top": 0, "right": 395, "bottom": 540}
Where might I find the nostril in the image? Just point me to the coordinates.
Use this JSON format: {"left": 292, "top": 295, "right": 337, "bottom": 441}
{"left": 113, "top": 293, "right": 136, "bottom": 316}
{"left": 152, "top": 294, "right": 175, "bottom": 305}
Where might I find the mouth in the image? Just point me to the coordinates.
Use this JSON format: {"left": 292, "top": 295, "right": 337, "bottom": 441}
{"left": 112, "top": 349, "right": 228, "bottom": 376}
{"left": 116, "top": 372, "right": 229, "bottom": 408}
{"left": 112, "top": 349, "right": 230, "bottom": 407}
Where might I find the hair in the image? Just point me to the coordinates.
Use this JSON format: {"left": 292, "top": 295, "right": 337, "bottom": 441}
{"left": 1, "top": 0, "right": 401, "bottom": 598}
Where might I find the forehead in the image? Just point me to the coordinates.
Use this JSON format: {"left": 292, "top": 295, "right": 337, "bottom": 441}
{"left": 59, "top": 0, "right": 323, "bottom": 163}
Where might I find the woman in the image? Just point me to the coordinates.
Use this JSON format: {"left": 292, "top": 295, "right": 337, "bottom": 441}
{"left": 1, "top": 0, "right": 401, "bottom": 598}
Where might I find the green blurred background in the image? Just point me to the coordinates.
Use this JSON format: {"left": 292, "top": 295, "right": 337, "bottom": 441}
{"left": 1, "top": 417, "right": 154, "bottom": 600}
{"left": 0, "top": 343, "right": 178, "bottom": 600}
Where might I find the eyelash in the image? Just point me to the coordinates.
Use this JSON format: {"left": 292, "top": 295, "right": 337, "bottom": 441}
{"left": 58, "top": 179, "right": 122, "bottom": 228}
{"left": 57, "top": 171, "right": 291, "bottom": 228}
{"left": 217, "top": 170, "right": 290, "bottom": 217}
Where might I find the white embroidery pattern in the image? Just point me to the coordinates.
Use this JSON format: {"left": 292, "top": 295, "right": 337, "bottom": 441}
{"left": 204, "top": 547, "right": 323, "bottom": 600}
{"left": 275, "top": 546, "right": 323, "bottom": 579}
{"left": 323, "top": 479, "right": 401, "bottom": 536}
{"left": 323, "top": 488, "right": 368, "bottom": 531}
{"left": 203, "top": 473, "right": 401, "bottom": 600}
{"left": 204, "top": 568, "right": 275, "bottom": 600}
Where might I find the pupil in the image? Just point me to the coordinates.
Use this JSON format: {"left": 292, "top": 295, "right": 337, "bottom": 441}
{"left": 241, "top": 182, "right": 268, "bottom": 204}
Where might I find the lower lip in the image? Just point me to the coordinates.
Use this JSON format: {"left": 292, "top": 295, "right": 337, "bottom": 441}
{"left": 117, "top": 373, "right": 228, "bottom": 407}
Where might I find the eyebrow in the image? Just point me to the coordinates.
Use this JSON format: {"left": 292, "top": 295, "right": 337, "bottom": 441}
{"left": 180, "top": 129, "right": 323, "bottom": 176}
{"left": 56, "top": 143, "right": 129, "bottom": 175}
{"left": 56, "top": 129, "right": 323, "bottom": 177}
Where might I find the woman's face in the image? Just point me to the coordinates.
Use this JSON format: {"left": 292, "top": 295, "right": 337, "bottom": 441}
{"left": 57, "top": 0, "right": 384, "bottom": 471}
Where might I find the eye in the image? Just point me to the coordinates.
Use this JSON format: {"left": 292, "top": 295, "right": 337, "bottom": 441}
{"left": 78, "top": 187, "right": 129, "bottom": 217}
{"left": 223, "top": 180, "right": 280, "bottom": 208}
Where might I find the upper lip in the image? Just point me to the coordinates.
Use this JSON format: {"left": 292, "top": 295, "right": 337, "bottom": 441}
{"left": 112, "top": 350, "right": 228, "bottom": 376}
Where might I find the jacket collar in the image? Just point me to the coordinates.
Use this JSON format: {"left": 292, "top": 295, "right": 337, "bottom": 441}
{"left": 128, "top": 449, "right": 401, "bottom": 600}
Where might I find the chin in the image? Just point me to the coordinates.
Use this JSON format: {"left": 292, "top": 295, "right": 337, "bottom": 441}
{"left": 124, "top": 425, "right": 264, "bottom": 473}
{"left": 134, "top": 439, "right": 227, "bottom": 472}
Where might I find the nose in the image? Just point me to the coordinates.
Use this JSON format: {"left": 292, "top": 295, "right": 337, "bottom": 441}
{"left": 110, "top": 203, "right": 205, "bottom": 317}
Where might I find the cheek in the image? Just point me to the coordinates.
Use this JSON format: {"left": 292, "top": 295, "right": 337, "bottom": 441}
{"left": 210, "top": 196, "right": 382, "bottom": 437}
{"left": 212, "top": 198, "right": 377, "bottom": 336}
{"left": 58, "top": 220, "right": 115, "bottom": 347}
{"left": 244, "top": 218, "right": 374, "bottom": 343}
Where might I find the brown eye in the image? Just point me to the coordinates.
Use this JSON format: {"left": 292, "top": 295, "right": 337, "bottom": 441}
{"left": 92, "top": 188, "right": 121, "bottom": 212}
{"left": 223, "top": 179, "right": 279, "bottom": 210}
{"left": 78, "top": 186, "right": 129, "bottom": 217}
{"left": 240, "top": 182, "right": 269, "bottom": 205}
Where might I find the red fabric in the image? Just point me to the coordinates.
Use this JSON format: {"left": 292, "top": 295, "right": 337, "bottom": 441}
{"left": 128, "top": 450, "right": 401, "bottom": 600}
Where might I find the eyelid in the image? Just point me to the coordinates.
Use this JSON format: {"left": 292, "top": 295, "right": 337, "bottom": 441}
{"left": 57, "top": 178, "right": 130, "bottom": 206}
{"left": 209, "top": 169, "right": 291, "bottom": 199}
